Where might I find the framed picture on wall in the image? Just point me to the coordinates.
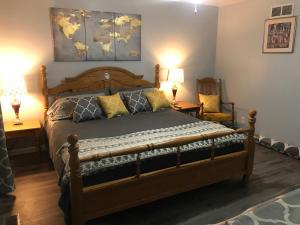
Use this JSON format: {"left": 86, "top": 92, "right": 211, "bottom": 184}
{"left": 263, "top": 16, "right": 297, "bottom": 53}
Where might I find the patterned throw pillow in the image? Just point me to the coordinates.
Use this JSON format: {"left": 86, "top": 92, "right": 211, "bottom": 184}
{"left": 98, "top": 93, "right": 129, "bottom": 119}
{"left": 47, "top": 98, "right": 74, "bottom": 121}
{"left": 144, "top": 91, "right": 171, "bottom": 112}
{"left": 123, "top": 90, "right": 151, "bottom": 114}
{"left": 69, "top": 96, "right": 103, "bottom": 123}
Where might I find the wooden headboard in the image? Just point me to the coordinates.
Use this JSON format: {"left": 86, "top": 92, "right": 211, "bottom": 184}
{"left": 40, "top": 64, "right": 161, "bottom": 119}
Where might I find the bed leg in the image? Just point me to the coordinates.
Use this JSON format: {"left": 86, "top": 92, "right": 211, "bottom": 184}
{"left": 68, "top": 134, "right": 84, "bottom": 225}
{"left": 241, "top": 174, "right": 250, "bottom": 187}
{"left": 245, "top": 110, "right": 257, "bottom": 182}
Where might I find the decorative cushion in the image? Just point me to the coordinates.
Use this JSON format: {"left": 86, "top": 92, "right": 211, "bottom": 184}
{"left": 144, "top": 91, "right": 171, "bottom": 112}
{"left": 123, "top": 90, "right": 151, "bottom": 114}
{"left": 69, "top": 96, "right": 103, "bottom": 123}
{"left": 47, "top": 98, "right": 74, "bottom": 121}
{"left": 98, "top": 93, "right": 129, "bottom": 119}
{"left": 47, "top": 92, "right": 107, "bottom": 121}
{"left": 199, "top": 94, "right": 220, "bottom": 113}
{"left": 202, "top": 112, "right": 232, "bottom": 122}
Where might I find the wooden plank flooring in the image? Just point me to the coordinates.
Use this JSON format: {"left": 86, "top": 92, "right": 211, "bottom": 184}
{"left": 1, "top": 145, "right": 300, "bottom": 225}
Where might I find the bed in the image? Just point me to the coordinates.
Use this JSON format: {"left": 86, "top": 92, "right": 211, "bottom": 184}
{"left": 40, "top": 64, "right": 257, "bottom": 225}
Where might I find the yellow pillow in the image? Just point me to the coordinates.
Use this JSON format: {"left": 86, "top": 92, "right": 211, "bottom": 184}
{"left": 144, "top": 91, "right": 171, "bottom": 112}
{"left": 98, "top": 93, "right": 129, "bottom": 119}
{"left": 199, "top": 94, "right": 220, "bottom": 113}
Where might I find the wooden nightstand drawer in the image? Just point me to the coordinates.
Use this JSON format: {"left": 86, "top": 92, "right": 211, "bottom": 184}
{"left": 4, "top": 120, "right": 42, "bottom": 161}
{"left": 5, "top": 129, "right": 38, "bottom": 139}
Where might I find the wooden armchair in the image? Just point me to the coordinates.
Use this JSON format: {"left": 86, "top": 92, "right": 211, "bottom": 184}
{"left": 197, "top": 78, "right": 235, "bottom": 128}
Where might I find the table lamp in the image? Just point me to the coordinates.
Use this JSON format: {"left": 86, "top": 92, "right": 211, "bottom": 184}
{"left": 3, "top": 76, "right": 27, "bottom": 125}
{"left": 168, "top": 68, "right": 184, "bottom": 105}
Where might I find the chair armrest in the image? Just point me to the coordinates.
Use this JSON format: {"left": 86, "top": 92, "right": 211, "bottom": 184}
{"left": 221, "top": 102, "right": 235, "bottom": 123}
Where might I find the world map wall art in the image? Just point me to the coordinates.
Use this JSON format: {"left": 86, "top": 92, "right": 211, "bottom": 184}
{"left": 50, "top": 8, "right": 142, "bottom": 61}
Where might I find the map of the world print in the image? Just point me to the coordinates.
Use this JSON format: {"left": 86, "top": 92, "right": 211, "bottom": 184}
{"left": 50, "top": 8, "right": 141, "bottom": 61}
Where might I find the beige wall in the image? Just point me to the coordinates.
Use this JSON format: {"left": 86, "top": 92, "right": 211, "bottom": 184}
{"left": 0, "top": 0, "right": 218, "bottom": 122}
{"left": 216, "top": 0, "right": 300, "bottom": 145}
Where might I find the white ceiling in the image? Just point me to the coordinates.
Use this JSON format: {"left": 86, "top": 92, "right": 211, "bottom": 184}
{"left": 201, "top": 0, "right": 248, "bottom": 7}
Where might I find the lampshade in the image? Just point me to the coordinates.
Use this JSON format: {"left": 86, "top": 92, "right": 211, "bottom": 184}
{"left": 2, "top": 76, "right": 27, "bottom": 97}
{"left": 168, "top": 68, "right": 184, "bottom": 84}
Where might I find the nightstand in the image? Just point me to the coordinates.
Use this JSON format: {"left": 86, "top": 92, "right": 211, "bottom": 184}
{"left": 171, "top": 101, "right": 200, "bottom": 118}
{"left": 4, "top": 120, "right": 41, "bottom": 161}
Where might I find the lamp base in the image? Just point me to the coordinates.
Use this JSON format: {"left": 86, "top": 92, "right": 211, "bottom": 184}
{"left": 13, "top": 119, "right": 23, "bottom": 126}
{"left": 171, "top": 86, "right": 178, "bottom": 105}
{"left": 171, "top": 99, "right": 178, "bottom": 105}
{"left": 11, "top": 99, "right": 23, "bottom": 125}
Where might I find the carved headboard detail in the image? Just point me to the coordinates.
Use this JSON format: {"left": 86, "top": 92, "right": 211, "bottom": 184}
{"left": 40, "top": 65, "right": 161, "bottom": 120}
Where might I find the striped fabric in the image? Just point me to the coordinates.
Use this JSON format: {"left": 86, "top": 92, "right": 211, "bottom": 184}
{"left": 60, "top": 121, "right": 245, "bottom": 180}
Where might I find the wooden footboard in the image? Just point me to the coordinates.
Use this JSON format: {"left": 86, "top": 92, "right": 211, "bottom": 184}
{"left": 67, "top": 110, "right": 257, "bottom": 225}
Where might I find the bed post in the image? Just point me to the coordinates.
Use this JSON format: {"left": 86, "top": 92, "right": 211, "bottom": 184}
{"left": 243, "top": 110, "right": 257, "bottom": 185}
{"left": 40, "top": 65, "right": 49, "bottom": 121}
{"left": 155, "top": 64, "right": 160, "bottom": 88}
{"left": 68, "top": 134, "right": 84, "bottom": 225}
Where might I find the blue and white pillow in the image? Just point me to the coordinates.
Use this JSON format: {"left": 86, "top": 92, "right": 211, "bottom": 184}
{"left": 123, "top": 90, "right": 151, "bottom": 114}
{"left": 47, "top": 92, "right": 106, "bottom": 122}
{"left": 68, "top": 96, "right": 103, "bottom": 123}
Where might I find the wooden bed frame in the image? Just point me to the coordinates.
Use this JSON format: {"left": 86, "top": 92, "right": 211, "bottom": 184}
{"left": 40, "top": 64, "right": 257, "bottom": 225}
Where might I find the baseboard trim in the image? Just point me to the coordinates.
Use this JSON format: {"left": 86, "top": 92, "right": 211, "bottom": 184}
{"left": 255, "top": 134, "right": 300, "bottom": 160}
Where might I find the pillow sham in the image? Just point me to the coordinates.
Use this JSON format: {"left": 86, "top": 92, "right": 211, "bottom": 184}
{"left": 98, "top": 93, "right": 129, "bottom": 119}
{"left": 123, "top": 90, "right": 151, "bottom": 114}
{"left": 47, "top": 92, "right": 107, "bottom": 121}
{"left": 68, "top": 96, "right": 103, "bottom": 123}
{"left": 144, "top": 91, "right": 171, "bottom": 112}
{"left": 47, "top": 98, "right": 73, "bottom": 121}
{"left": 198, "top": 94, "right": 220, "bottom": 113}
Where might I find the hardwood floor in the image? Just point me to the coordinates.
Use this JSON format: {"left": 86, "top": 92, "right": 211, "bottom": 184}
{"left": 1, "top": 145, "right": 300, "bottom": 225}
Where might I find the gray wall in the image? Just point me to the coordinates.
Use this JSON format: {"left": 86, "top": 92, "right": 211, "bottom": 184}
{"left": 0, "top": 0, "right": 218, "bottom": 121}
{"left": 216, "top": 0, "right": 300, "bottom": 146}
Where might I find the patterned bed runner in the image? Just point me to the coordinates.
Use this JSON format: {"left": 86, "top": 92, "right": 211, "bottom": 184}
{"left": 59, "top": 121, "right": 245, "bottom": 178}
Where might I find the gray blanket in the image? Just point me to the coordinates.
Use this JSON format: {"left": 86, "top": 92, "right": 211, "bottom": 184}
{"left": 47, "top": 110, "right": 245, "bottom": 183}
{"left": 46, "top": 109, "right": 198, "bottom": 175}
{"left": 58, "top": 121, "right": 244, "bottom": 181}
